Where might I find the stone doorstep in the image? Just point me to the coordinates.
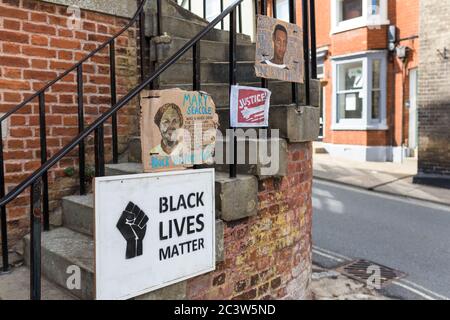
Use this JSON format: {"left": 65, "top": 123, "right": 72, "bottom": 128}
{"left": 153, "top": 36, "right": 256, "bottom": 63}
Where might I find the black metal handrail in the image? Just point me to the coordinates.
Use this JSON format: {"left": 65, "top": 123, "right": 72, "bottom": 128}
{"left": 0, "top": 0, "right": 148, "bottom": 279}
{"left": 0, "top": 0, "right": 244, "bottom": 299}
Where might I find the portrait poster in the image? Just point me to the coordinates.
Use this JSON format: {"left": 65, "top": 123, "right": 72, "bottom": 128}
{"left": 230, "top": 85, "right": 272, "bottom": 128}
{"left": 140, "top": 89, "right": 218, "bottom": 173}
{"left": 254, "top": 15, "right": 304, "bottom": 83}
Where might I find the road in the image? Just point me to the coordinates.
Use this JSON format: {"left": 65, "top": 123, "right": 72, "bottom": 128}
{"left": 312, "top": 179, "right": 450, "bottom": 300}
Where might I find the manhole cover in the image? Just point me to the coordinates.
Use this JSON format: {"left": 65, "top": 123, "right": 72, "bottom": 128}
{"left": 336, "top": 259, "right": 407, "bottom": 288}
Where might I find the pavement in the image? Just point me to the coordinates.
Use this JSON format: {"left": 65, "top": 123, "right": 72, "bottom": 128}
{"left": 313, "top": 179, "right": 450, "bottom": 300}
{"left": 313, "top": 143, "right": 450, "bottom": 207}
{"left": 309, "top": 265, "right": 391, "bottom": 300}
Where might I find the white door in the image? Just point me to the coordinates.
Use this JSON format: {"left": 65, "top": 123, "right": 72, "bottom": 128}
{"left": 408, "top": 68, "right": 418, "bottom": 152}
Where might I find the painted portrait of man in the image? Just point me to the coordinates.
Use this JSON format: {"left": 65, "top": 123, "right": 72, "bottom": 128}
{"left": 255, "top": 15, "right": 303, "bottom": 83}
{"left": 261, "top": 24, "right": 289, "bottom": 70}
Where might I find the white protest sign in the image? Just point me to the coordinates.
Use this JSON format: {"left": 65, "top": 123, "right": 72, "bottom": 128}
{"left": 94, "top": 169, "right": 215, "bottom": 300}
{"left": 230, "top": 85, "right": 272, "bottom": 127}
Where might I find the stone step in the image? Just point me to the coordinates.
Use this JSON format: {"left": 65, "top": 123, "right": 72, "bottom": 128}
{"left": 155, "top": 36, "right": 256, "bottom": 63}
{"left": 0, "top": 266, "right": 77, "bottom": 300}
{"left": 62, "top": 194, "right": 94, "bottom": 236}
{"left": 158, "top": 61, "right": 259, "bottom": 85}
{"left": 159, "top": 15, "right": 251, "bottom": 44}
{"left": 23, "top": 227, "right": 95, "bottom": 300}
{"left": 64, "top": 163, "right": 258, "bottom": 231}
{"left": 160, "top": 81, "right": 305, "bottom": 107}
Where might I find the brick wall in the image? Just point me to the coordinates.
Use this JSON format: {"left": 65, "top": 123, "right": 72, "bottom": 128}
{"left": 417, "top": 0, "right": 450, "bottom": 177}
{"left": 313, "top": 0, "right": 419, "bottom": 151}
{"left": 0, "top": 0, "right": 140, "bottom": 247}
{"left": 186, "top": 142, "right": 312, "bottom": 300}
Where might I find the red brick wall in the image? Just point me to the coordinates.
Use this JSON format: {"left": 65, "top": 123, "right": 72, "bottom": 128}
{"left": 313, "top": 0, "right": 420, "bottom": 149}
{"left": 0, "top": 0, "right": 140, "bottom": 247}
{"left": 186, "top": 142, "right": 313, "bottom": 300}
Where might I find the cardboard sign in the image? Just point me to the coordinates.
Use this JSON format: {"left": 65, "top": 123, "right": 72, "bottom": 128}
{"left": 255, "top": 15, "right": 304, "bottom": 83}
{"left": 95, "top": 169, "right": 216, "bottom": 300}
{"left": 140, "top": 89, "right": 218, "bottom": 173}
{"left": 230, "top": 85, "right": 271, "bottom": 127}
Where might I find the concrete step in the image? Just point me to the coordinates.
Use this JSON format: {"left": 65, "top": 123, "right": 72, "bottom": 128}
{"left": 62, "top": 194, "right": 94, "bottom": 236}
{"left": 159, "top": 15, "right": 251, "bottom": 44}
{"left": 159, "top": 61, "right": 259, "bottom": 85}
{"left": 23, "top": 227, "right": 95, "bottom": 300}
{"left": 160, "top": 81, "right": 305, "bottom": 108}
{"left": 157, "top": 37, "right": 256, "bottom": 63}
{"left": 0, "top": 266, "right": 77, "bottom": 300}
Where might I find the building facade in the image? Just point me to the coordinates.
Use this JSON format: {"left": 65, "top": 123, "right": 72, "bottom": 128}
{"left": 315, "top": 0, "right": 419, "bottom": 162}
{"left": 414, "top": 0, "right": 450, "bottom": 187}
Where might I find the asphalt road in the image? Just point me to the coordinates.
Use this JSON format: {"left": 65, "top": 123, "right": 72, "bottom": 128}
{"left": 312, "top": 179, "right": 450, "bottom": 300}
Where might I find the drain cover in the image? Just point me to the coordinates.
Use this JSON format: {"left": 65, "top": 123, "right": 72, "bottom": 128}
{"left": 336, "top": 259, "right": 407, "bottom": 288}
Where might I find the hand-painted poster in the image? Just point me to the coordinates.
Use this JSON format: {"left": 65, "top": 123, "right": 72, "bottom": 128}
{"left": 255, "top": 15, "right": 304, "bottom": 83}
{"left": 230, "top": 85, "right": 271, "bottom": 127}
{"left": 140, "top": 89, "right": 218, "bottom": 172}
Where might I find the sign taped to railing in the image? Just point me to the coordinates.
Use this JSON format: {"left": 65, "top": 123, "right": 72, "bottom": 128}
{"left": 140, "top": 89, "right": 219, "bottom": 173}
{"left": 230, "top": 85, "right": 272, "bottom": 127}
{"left": 255, "top": 15, "right": 304, "bottom": 83}
{"left": 94, "top": 169, "right": 215, "bottom": 300}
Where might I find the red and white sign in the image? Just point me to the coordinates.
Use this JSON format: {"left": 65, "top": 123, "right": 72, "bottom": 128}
{"left": 230, "top": 85, "right": 271, "bottom": 127}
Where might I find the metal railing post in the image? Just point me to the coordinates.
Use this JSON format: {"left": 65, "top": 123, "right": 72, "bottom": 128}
{"left": 156, "top": 0, "right": 162, "bottom": 36}
{"left": 203, "top": 0, "right": 207, "bottom": 19}
{"left": 261, "top": 0, "right": 268, "bottom": 89}
{"left": 220, "top": 0, "right": 224, "bottom": 29}
{"left": 193, "top": 43, "right": 201, "bottom": 91}
{"left": 110, "top": 42, "right": 119, "bottom": 164}
{"left": 302, "top": 0, "right": 311, "bottom": 106}
{"left": 272, "top": 0, "right": 277, "bottom": 18}
{"left": 289, "top": 0, "right": 299, "bottom": 106}
{"left": 309, "top": 0, "right": 317, "bottom": 80}
{"left": 30, "top": 179, "right": 42, "bottom": 300}
{"left": 38, "top": 93, "right": 49, "bottom": 232}
{"left": 0, "top": 124, "right": 8, "bottom": 273}
{"left": 77, "top": 66, "right": 86, "bottom": 195}
{"left": 229, "top": 8, "right": 237, "bottom": 178}
{"left": 95, "top": 125, "right": 105, "bottom": 177}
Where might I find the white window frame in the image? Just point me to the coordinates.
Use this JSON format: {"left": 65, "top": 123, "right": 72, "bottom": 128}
{"left": 331, "top": 0, "right": 389, "bottom": 34}
{"left": 331, "top": 51, "right": 388, "bottom": 130}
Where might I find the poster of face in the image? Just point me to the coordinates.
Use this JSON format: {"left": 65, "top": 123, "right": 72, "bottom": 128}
{"left": 140, "top": 89, "right": 218, "bottom": 172}
{"left": 230, "top": 85, "right": 272, "bottom": 127}
{"left": 254, "top": 15, "right": 304, "bottom": 83}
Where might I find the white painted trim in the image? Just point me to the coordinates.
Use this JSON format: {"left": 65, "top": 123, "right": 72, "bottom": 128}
{"left": 330, "top": 0, "right": 389, "bottom": 35}
{"left": 322, "top": 143, "right": 406, "bottom": 163}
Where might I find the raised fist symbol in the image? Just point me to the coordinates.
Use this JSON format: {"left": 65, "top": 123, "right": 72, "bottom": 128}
{"left": 116, "top": 202, "right": 149, "bottom": 259}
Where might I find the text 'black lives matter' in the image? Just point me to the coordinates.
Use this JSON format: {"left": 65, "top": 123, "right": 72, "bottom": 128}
{"left": 159, "top": 192, "right": 207, "bottom": 261}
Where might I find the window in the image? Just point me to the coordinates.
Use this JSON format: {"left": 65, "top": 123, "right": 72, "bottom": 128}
{"left": 331, "top": 0, "right": 389, "bottom": 34}
{"left": 340, "top": 0, "right": 363, "bottom": 22}
{"left": 332, "top": 51, "right": 387, "bottom": 130}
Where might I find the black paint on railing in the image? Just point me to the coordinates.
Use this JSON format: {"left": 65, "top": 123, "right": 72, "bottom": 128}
{"left": 290, "top": 0, "right": 299, "bottom": 106}
{"left": 229, "top": 8, "right": 238, "bottom": 178}
{"left": 302, "top": 0, "right": 311, "bottom": 106}
{"left": 261, "top": 0, "right": 268, "bottom": 89}
{"left": 309, "top": 0, "right": 318, "bottom": 80}
{"left": 0, "top": 125, "right": 7, "bottom": 273}
{"left": 193, "top": 43, "right": 201, "bottom": 91}
{"left": 38, "top": 93, "right": 49, "bottom": 232}
{"left": 30, "top": 179, "right": 42, "bottom": 300}
{"left": 110, "top": 42, "right": 119, "bottom": 164}
{"left": 77, "top": 66, "right": 86, "bottom": 196}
